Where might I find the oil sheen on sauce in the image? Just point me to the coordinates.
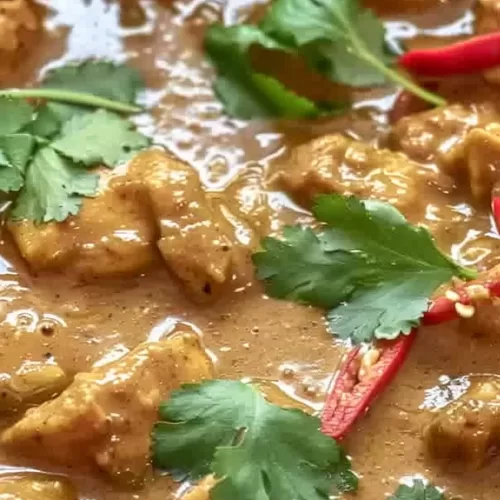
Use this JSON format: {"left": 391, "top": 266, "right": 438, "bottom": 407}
{"left": 1, "top": 1, "right": 500, "bottom": 500}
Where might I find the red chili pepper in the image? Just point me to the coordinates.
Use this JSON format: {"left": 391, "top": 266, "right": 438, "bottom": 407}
{"left": 492, "top": 195, "right": 500, "bottom": 234}
{"left": 321, "top": 280, "right": 500, "bottom": 440}
{"left": 321, "top": 333, "right": 416, "bottom": 440}
{"left": 399, "top": 32, "right": 500, "bottom": 78}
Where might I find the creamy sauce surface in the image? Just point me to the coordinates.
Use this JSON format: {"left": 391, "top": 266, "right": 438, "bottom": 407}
{"left": 2, "top": 1, "right": 500, "bottom": 499}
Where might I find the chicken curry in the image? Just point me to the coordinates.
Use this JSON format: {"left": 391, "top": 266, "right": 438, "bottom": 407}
{"left": 1, "top": 0, "right": 500, "bottom": 499}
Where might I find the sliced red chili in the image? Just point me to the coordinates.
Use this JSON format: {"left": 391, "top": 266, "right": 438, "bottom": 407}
{"left": 321, "top": 333, "right": 415, "bottom": 440}
{"left": 321, "top": 280, "right": 500, "bottom": 440}
{"left": 399, "top": 32, "right": 500, "bottom": 78}
{"left": 492, "top": 196, "right": 500, "bottom": 234}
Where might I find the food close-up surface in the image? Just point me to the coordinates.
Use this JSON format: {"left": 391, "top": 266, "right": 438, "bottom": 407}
{"left": 3, "top": 0, "right": 500, "bottom": 499}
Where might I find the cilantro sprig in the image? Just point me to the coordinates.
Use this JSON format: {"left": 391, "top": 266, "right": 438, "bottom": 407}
{"left": 153, "top": 380, "right": 358, "bottom": 500}
{"left": 0, "top": 61, "right": 149, "bottom": 223}
{"left": 205, "top": 0, "right": 445, "bottom": 119}
{"left": 390, "top": 478, "right": 444, "bottom": 500}
{"left": 0, "top": 61, "right": 143, "bottom": 115}
{"left": 253, "top": 194, "right": 476, "bottom": 344}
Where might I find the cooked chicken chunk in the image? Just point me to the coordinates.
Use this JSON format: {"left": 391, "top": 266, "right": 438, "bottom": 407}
{"left": 424, "top": 376, "right": 500, "bottom": 468}
{"left": 9, "top": 150, "right": 237, "bottom": 300}
{"left": 475, "top": 0, "right": 500, "bottom": 84}
{"left": 275, "top": 134, "right": 441, "bottom": 216}
{"left": 9, "top": 182, "right": 156, "bottom": 279}
{"left": 442, "top": 123, "right": 500, "bottom": 202}
{"left": 0, "top": 360, "right": 69, "bottom": 413}
{"left": 1, "top": 333, "right": 214, "bottom": 485}
{"left": 392, "top": 103, "right": 500, "bottom": 203}
{"left": 0, "top": 473, "right": 77, "bottom": 500}
{"left": 389, "top": 103, "right": 500, "bottom": 164}
{"left": 127, "top": 151, "right": 235, "bottom": 300}
{"left": 0, "top": 0, "right": 40, "bottom": 82}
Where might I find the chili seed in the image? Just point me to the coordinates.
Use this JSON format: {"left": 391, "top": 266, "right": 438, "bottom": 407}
{"left": 445, "top": 289, "right": 461, "bottom": 302}
{"left": 455, "top": 302, "right": 476, "bottom": 318}
{"left": 465, "top": 284, "right": 491, "bottom": 301}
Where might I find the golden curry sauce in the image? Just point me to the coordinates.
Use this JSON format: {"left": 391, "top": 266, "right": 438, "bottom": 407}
{"left": 1, "top": 0, "right": 500, "bottom": 499}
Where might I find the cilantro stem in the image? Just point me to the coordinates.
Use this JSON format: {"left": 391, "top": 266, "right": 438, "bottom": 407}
{"left": 345, "top": 25, "right": 447, "bottom": 107}
{"left": 360, "top": 55, "right": 447, "bottom": 107}
{"left": 458, "top": 266, "right": 479, "bottom": 281}
{"left": 0, "top": 89, "right": 142, "bottom": 114}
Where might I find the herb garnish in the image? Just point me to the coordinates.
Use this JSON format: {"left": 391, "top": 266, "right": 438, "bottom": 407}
{"left": 205, "top": 0, "right": 445, "bottom": 119}
{"left": 390, "top": 479, "right": 444, "bottom": 500}
{"left": 253, "top": 194, "right": 476, "bottom": 344}
{"left": 153, "top": 379, "right": 358, "bottom": 499}
{"left": 0, "top": 61, "right": 149, "bottom": 223}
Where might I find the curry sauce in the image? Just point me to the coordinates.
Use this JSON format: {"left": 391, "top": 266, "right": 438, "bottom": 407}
{"left": 0, "top": 0, "right": 500, "bottom": 499}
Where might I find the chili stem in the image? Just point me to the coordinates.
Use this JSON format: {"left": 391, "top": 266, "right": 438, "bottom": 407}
{"left": 0, "top": 89, "right": 142, "bottom": 114}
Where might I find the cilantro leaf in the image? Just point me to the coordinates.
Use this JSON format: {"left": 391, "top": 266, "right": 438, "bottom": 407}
{"left": 26, "top": 104, "right": 65, "bottom": 139}
{"left": 41, "top": 61, "right": 144, "bottom": 104}
{"left": 153, "top": 380, "right": 358, "bottom": 500}
{"left": 0, "top": 134, "right": 36, "bottom": 192}
{"left": 0, "top": 60, "right": 149, "bottom": 223}
{"left": 52, "top": 110, "right": 149, "bottom": 167}
{"left": 254, "top": 226, "right": 377, "bottom": 309}
{"left": 390, "top": 479, "right": 444, "bottom": 500}
{"left": 253, "top": 194, "right": 476, "bottom": 344}
{"left": 10, "top": 147, "right": 99, "bottom": 223}
{"left": 0, "top": 152, "right": 24, "bottom": 192}
{"left": 0, "top": 98, "right": 34, "bottom": 135}
{"left": 203, "top": 0, "right": 445, "bottom": 118}
{"left": 205, "top": 25, "right": 341, "bottom": 119}
{"left": 0, "top": 134, "right": 36, "bottom": 171}
{"left": 261, "top": 0, "right": 392, "bottom": 87}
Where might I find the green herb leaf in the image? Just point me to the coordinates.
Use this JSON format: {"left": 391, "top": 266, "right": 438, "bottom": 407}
{"left": 205, "top": 25, "right": 342, "bottom": 119}
{"left": 390, "top": 479, "right": 444, "bottom": 500}
{"left": 0, "top": 60, "right": 149, "bottom": 223}
{"left": 10, "top": 147, "right": 99, "bottom": 223}
{"left": 203, "top": 0, "right": 445, "bottom": 118}
{"left": 253, "top": 194, "right": 476, "bottom": 343}
{"left": 0, "top": 152, "right": 24, "bottom": 192}
{"left": 0, "top": 134, "right": 36, "bottom": 172}
{"left": 26, "top": 104, "right": 64, "bottom": 139}
{"left": 254, "top": 225, "right": 376, "bottom": 309}
{"left": 0, "top": 98, "right": 34, "bottom": 135}
{"left": 52, "top": 110, "right": 150, "bottom": 167}
{"left": 261, "top": 0, "right": 392, "bottom": 87}
{"left": 153, "top": 380, "right": 358, "bottom": 500}
{"left": 41, "top": 60, "right": 144, "bottom": 104}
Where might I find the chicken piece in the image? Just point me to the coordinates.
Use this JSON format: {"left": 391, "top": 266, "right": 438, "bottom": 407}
{"left": 455, "top": 263, "right": 500, "bottom": 337}
{"left": 8, "top": 178, "right": 156, "bottom": 279}
{"left": 0, "top": 0, "right": 40, "bottom": 82}
{"left": 424, "top": 376, "right": 500, "bottom": 468}
{"left": 274, "top": 134, "right": 442, "bottom": 216}
{"left": 0, "top": 473, "right": 77, "bottom": 500}
{"left": 182, "top": 476, "right": 218, "bottom": 500}
{"left": 9, "top": 151, "right": 237, "bottom": 301}
{"left": 126, "top": 150, "right": 235, "bottom": 301}
{"left": 389, "top": 103, "right": 500, "bottom": 164}
{"left": 0, "top": 360, "right": 69, "bottom": 413}
{"left": 1, "top": 333, "right": 214, "bottom": 486}
{"left": 475, "top": 0, "right": 500, "bottom": 84}
{"left": 441, "top": 123, "right": 500, "bottom": 203}
{"left": 390, "top": 103, "right": 500, "bottom": 203}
